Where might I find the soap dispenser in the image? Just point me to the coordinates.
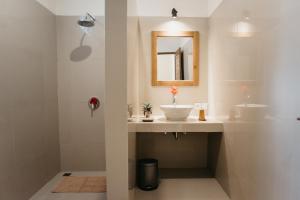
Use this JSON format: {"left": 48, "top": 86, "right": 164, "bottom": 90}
{"left": 195, "top": 103, "right": 208, "bottom": 121}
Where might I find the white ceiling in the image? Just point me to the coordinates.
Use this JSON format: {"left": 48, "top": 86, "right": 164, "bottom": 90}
{"left": 208, "top": 0, "right": 223, "bottom": 16}
{"left": 137, "top": 0, "right": 223, "bottom": 17}
{"left": 36, "top": 0, "right": 223, "bottom": 17}
{"left": 36, "top": 0, "right": 105, "bottom": 16}
{"left": 36, "top": 0, "right": 57, "bottom": 13}
{"left": 138, "top": 0, "right": 209, "bottom": 17}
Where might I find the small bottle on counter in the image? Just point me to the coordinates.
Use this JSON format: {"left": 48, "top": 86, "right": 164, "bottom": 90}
{"left": 199, "top": 109, "right": 206, "bottom": 121}
{"left": 195, "top": 103, "right": 208, "bottom": 121}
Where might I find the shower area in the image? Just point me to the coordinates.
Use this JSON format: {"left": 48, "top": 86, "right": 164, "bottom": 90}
{"left": 31, "top": 10, "right": 106, "bottom": 199}
{"left": 56, "top": 12, "right": 106, "bottom": 173}
{"left": 0, "top": 0, "right": 128, "bottom": 199}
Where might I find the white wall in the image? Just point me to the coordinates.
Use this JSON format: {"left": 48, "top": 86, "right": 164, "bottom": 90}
{"left": 127, "top": 17, "right": 140, "bottom": 116}
{"left": 209, "top": 0, "right": 300, "bottom": 199}
{"left": 127, "top": 2, "right": 139, "bottom": 199}
{"left": 57, "top": 16, "right": 106, "bottom": 171}
{"left": 0, "top": 0, "right": 60, "bottom": 199}
{"left": 105, "top": 0, "right": 129, "bottom": 199}
{"left": 56, "top": 0, "right": 104, "bottom": 16}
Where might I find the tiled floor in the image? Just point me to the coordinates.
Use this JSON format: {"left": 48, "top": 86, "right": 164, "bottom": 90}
{"left": 30, "top": 171, "right": 106, "bottom": 200}
{"left": 31, "top": 172, "right": 229, "bottom": 200}
{"left": 135, "top": 178, "right": 230, "bottom": 200}
{"left": 160, "top": 168, "right": 213, "bottom": 179}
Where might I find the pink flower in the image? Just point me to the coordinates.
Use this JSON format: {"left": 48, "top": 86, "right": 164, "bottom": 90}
{"left": 170, "top": 86, "right": 178, "bottom": 95}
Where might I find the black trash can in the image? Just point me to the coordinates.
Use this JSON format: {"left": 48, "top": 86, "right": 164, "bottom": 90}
{"left": 137, "top": 158, "right": 159, "bottom": 191}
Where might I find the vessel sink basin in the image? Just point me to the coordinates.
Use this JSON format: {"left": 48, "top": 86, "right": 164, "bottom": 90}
{"left": 160, "top": 105, "right": 193, "bottom": 121}
{"left": 235, "top": 104, "right": 268, "bottom": 120}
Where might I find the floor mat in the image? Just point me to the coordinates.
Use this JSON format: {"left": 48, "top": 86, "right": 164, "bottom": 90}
{"left": 52, "top": 176, "right": 106, "bottom": 193}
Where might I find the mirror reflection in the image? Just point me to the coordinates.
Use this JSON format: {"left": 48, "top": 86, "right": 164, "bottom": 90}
{"left": 157, "top": 37, "right": 193, "bottom": 81}
{"left": 152, "top": 31, "right": 199, "bottom": 86}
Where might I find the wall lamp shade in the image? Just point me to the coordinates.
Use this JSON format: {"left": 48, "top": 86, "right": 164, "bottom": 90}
{"left": 232, "top": 20, "right": 254, "bottom": 38}
{"left": 172, "top": 8, "right": 178, "bottom": 19}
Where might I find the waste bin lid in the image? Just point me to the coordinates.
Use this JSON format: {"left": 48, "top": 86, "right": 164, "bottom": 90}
{"left": 138, "top": 158, "right": 158, "bottom": 166}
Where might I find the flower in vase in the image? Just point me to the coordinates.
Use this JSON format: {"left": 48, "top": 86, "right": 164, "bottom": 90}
{"left": 170, "top": 86, "right": 178, "bottom": 95}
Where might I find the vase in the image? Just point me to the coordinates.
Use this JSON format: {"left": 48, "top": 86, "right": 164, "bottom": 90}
{"left": 145, "top": 111, "right": 151, "bottom": 118}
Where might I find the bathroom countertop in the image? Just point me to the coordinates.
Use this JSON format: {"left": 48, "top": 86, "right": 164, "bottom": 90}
{"left": 128, "top": 116, "right": 224, "bottom": 133}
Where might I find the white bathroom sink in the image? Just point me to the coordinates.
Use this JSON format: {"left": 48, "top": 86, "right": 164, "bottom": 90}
{"left": 235, "top": 104, "right": 268, "bottom": 120}
{"left": 160, "top": 105, "right": 193, "bottom": 121}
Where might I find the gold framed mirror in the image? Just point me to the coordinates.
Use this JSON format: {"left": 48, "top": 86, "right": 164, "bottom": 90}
{"left": 152, "top": 31, "right": 199, "bottom": 86}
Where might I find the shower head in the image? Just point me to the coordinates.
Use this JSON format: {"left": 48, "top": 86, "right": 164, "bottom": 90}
{"left": 78, "top": 13, "right": 96, "bottom": 27}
